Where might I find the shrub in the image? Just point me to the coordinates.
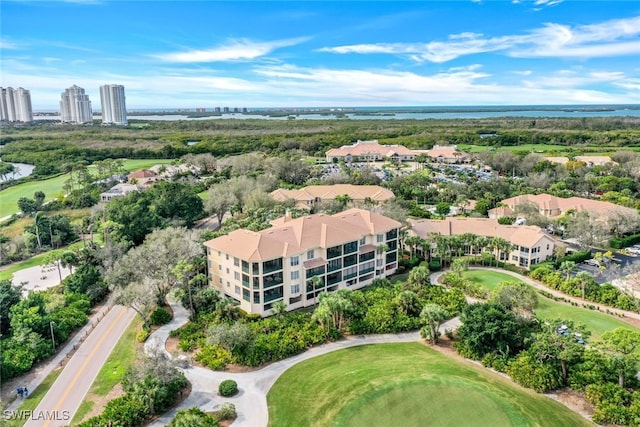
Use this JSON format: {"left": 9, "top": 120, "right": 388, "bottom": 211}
{"left": 214, "top": 402, "right": 237, "bottom": 421}
{"left": 218, "top": 379, "right": 238, "bottom": 397}
{"left": 195, "top": 345, "right": 234, "bottom": 370}
{"left": 169, "top": 407, "right": 218, "bottom": 427}
{"left": 136, "top": 328, "right": 150, "bottom": 343}
{"left": 428, "top": 259, "right": 441, "bottom": 271}
{"left": 151, "top": 307, "right": 172, "bottom": 326}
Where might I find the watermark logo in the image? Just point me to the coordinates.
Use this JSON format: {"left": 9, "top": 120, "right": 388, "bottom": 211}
{"left": 3, "top": 410, "right": 71, "bottom": 421}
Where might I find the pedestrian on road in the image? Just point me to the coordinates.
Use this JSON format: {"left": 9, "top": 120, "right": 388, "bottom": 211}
{"left": 23, "top": 386, "right": 29, "bottom": 398}
{"left": 17, "top": 387, "right": 23, "bottom": 399}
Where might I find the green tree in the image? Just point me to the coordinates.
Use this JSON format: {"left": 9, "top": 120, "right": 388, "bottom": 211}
{"left": 593, "top": 328, "right": 640, "bottom": 388}
{"left": 395, "top": 290, "right": 422, "bottom": 316}
{"left": 420, "top": 303, "right": 449, "bottom": 345}
{"left": 559, "top": 261, "right": 578, "bottom": 280}
{"left": 0, "top": 279, "right": 22, "bottom": 336}
{"left": 169, "top": 407, "right": 218, "bottom": 427}
{"left": 491, "top": 281, "right": 538, "bottom": 316}
{"left": 407, "top": 265, "right": 431, "bottom": 289}
{"left": 435, "top": 202, "right": 450, "bottom": 218}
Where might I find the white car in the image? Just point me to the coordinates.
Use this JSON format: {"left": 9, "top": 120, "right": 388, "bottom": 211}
{"left": 626, "top": 247, "right": 640, "bottom": 255}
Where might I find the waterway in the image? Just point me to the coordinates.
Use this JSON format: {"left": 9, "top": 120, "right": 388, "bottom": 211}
{"left": 32, "top": 105, "right": 640, "bottom": 122}
{"left": 0, "top": 162, "right": 35, "bottom": 182}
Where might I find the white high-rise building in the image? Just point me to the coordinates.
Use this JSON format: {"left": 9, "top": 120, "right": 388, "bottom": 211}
{"left": 100, "top": 84, "right": 127, "bottom": 125}
{"left": 60, "top": 85, "right": 93, "bottom": 124}
{"left": 0, "top": 87, "right": 33, "bottom": 123}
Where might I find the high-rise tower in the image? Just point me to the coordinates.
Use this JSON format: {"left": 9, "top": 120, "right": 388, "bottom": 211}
{"left": 60, "top": 85, "right": 93, "bottom": 124}
{"left": 0, "top": 87, "right": 33, "bottom": 122}
{"left": 100, "top": 84, "right": 127, "bottom": 125}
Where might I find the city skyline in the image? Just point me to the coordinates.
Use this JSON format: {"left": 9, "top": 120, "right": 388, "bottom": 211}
{"left": 1, "top": 1, "right": 640, "bottom": 109}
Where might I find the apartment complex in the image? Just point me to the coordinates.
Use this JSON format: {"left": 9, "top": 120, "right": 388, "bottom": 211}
{"left": 326, "top": 140, "right": 417, "bottom": 163}
{"left": 270, "top": 184, "right": 395, "bottom": 210}
{"left": 204, "top": 208, "right": 401, "bottom": 316}
{"left": 409, "top": 217, "right": 556, "bottom": 270}
{"left": 60, "top": 85, "right": 93, "bottom": 124}
{"left": 0, "top": 87, "right": 33, "bottom": 123}
{"left": 488, "top": 193, "right": 638, "bottom": 219}
{"left": 100, "top": 84, "right": 127, "bottom": 125}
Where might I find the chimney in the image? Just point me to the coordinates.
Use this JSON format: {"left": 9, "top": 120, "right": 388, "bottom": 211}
{"left": 284, "top": 209, "right": 292, "bottom": 222}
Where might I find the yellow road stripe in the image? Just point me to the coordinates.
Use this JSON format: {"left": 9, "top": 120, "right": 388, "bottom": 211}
{"left": 42, "top": 306, "right": 128, "bottom": 427}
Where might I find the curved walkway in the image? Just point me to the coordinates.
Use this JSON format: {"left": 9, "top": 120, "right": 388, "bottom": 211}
{"left": 147, "top": 297, "right": 460, "bottom": 427}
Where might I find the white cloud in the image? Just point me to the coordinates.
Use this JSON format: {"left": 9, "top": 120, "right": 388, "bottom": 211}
{"left": 154, "top": 37, "right": 308, "bottom": 63}
{"left": 319, "top": 15, "right": 640, "bottom": 62}
{"left": 0, "top": 38, "right": 21, "bottom": 50}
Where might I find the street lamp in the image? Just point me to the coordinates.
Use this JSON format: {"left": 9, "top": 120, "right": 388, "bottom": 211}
{"left": 49, "top": 321, "right": 56, "bottom": 351}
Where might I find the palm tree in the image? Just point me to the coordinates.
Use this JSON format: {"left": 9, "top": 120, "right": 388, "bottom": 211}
{"left": 575, "top": 271, "right": 592, "bottom": 300}
{"left": 559, "top": 260, "right": 578, "bottom": 280}
{"left": 420, "top": 304, "right": 450, "bottom": 345}
{"left": 407, "top": 265, "right": 431, "bottom": 288}
{"left": 419, "top": 238, "right": 432, "bottom": 262}
{"left": 396, "top": 290, "right": 422, "bottom": 316}
{"left": 475, "top": 236, "right": 490, "bottom": 265}
{"left": 405, "top": 235, "right": 420, "bottom": 259}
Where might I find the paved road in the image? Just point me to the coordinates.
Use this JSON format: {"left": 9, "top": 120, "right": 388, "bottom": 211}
{"left": 23, "top": 305, "right": 136, "bottom": 427}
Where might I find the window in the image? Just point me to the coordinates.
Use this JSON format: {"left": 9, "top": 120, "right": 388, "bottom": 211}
{"left": 263, "top": 258, "right": 283, "bottom": 274}
{"left": 291, "top": 256, "right": 300, "bottom": 266}
{"left": 242, "top": 274, "right": 250, "bottom": 287}
{"left": 291, "top": 284, "right": 300, "bottom": 294}
{"left": 327, "top": 245, "right": 342, "bottom": 259}
{"left": 307, "top": 250, "right": 315, "bottom": 260}
{"left": 386, "top": 229, "right": 398, "bottom": 240}
{"left": 385, "top": 251, "right": 397, "bottom": 264}
{"left": 226, "top": 254, "right": 229, "bottom": 260}
{"left": 234, "top": 272, "right": 240, "bottom": 280}
{"left": 242, "top": 260, "right": 249, "bottom": 273}
{"left": 234, "top": 257, "right": 239, "bottom": 266}
{"left": 376, "top": 259, "right": 383, "bottom": 267}
{"left": 242, "top": 288, "right": 250, "bottom": 302}
{"left": 291, "top": 271, "right": 300, "bottom": 280}
{"left": 263, "top": 286, "right": 284, "bottom": 303}
{"left": 512, "top": 255, "right": 519, "bottom": 261}
{"left": 360, "top": 237, "right": 366, "bottom": 245}
{"left": 328, "top": 258, "right": 342, "bottom": 272}
{"left": 226, "top": 281, "right": 230, "bottom": 287}
{"left": 547, "top": 244, "right": 550, "bottom": 250}
{"left": 253, "top": 291, "right": 260, "bottom": 304}
{"left": 235, "top": 286, "right": 240, "bottom": 294}
{"left": 218, "top": 277, "right": 223, "bottom": 284}
{"left": 344, "top": 253, "right": 358, "bottom": 267}
{"left": 343, "top": 241, "right": 358, "bottom": 254}
{"left": 218, "top": 264, "right": 222, "bottom": 270}
{"left": 263, "top": 271, "right": 284, "bottom": 288}
{"left": 344, "top": 266, "right": 358, "bottom": 280}
{"left": 226, "top": 268, "right": 229, "bottom": 274}
{"left": 218, "top": 251, "right": 221, "bottom": 256}
{"left": 253, "top": 263, "right": 260, "bottom": 275}
{"left": 376, "top": 234, "right": 384, "bottom": 243}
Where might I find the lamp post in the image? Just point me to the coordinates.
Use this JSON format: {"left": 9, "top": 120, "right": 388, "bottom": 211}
{"left": 49, "top": 321, "right": 56, "bottom": 351}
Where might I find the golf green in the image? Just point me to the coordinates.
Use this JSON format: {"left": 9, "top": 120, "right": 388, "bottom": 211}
{"left": 267, "top": 343, "right": 592, "bottom": 427}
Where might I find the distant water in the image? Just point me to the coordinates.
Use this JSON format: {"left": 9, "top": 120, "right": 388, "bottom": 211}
{"left": 32, "top": 105, "right": 640, "bottom": 121}
{"left": 0, "top": 162, "right": 35, "bottom": 182}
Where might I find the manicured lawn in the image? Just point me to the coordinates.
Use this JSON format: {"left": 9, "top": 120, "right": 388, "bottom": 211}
{"left": 535, "top": 297, "right": 637, "bottom": 340}
{"left": 0, "top": 159, "right": 172, "bottom": 218}
{"left": 267, "top": 343, "right": 592, "bottom": 427}
{"left": 460, "top": 270, "right": 638, "bottom": 339}
{"left": 72, "top": 316, "right": 141, "bottom": 424}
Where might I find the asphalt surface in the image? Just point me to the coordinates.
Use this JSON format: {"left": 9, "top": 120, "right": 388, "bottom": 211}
{"left": 22, "top": 305, "right": 136, "bottom": 427}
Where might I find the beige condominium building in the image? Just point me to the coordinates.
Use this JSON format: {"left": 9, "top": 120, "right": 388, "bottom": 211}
{"left": 270, "top": 184, "right": 395, "bottom": 210}
{"left": 204, "top": 208, "right": 401, "bottom": 316}
{"left": 409, "top": 217, "right": 556, "bottom": 270}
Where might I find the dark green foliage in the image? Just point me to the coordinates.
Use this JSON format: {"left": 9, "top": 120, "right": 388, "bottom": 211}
{"left": 610, "top": 233, "right": 640, "bottom": 249}
{"left": 1, "top": 289, "right": 92, "bottom": 380}
{"left": 0, "top": 279, "right": 22, "bottom": 335}
{"left": 456, "top": 302, "right": 537, "bottom": 360}
{"left": 218, "top": 379, "right": 238, "bottom": 397}
{"left": 507, "top": 353, "right": 564, "bottom": 393}
{"left": 148, "top": 181, "right": 205, "bottom": 227}
{"left": 63, "top": 264, "right": 108, "bottom": 304}
{"left": 151, "top": 307, "right": 172, "bottom": 326}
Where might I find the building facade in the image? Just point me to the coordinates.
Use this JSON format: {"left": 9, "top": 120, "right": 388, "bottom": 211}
{"left": 60, "top": 85, "right": 93, "bottom": 124}
{"left": 100, "top": 84, "right": 127, "bottom": 125}
{"left": 204, "top": 209, "right": 401, "bottom": 316}
{"left": 408, "top": 217, "right": 556, "bottom": 270}
{"left": 270, "top": 184, "right": 395, "bottom": 210}
{"left": 0, "top": 87, "right": 33, "bottom": 123}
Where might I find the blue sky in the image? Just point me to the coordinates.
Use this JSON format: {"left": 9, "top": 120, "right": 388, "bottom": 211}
{"left": 1, "top": 1, "right": 640, "bottom": 110}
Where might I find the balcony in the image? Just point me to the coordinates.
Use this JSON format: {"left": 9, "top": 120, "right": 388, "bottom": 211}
{"left": 263, "top": 286, "right": 283, "bottom": 303}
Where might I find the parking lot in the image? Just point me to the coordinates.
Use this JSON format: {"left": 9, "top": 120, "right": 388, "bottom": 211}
{"left": 575, "top": 251, "right": 639, "bottom": 284}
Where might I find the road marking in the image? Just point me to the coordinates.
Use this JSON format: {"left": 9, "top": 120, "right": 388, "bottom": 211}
{"left": 42, "top": 306, "right": 128, "bottom": 427}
